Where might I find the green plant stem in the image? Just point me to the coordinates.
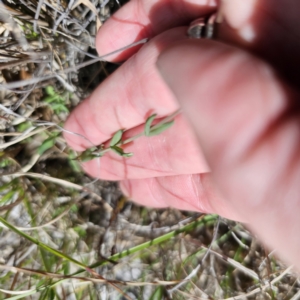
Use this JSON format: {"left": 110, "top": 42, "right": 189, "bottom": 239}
{"left": 90, "top": 109, "right": 181, "bottom": 157}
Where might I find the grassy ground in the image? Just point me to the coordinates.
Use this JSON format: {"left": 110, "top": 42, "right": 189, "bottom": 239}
{"left": 0, "top": 0, "right": 299, "bottom": 299}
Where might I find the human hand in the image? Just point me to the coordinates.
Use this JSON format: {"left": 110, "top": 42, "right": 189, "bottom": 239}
{"left": 65, "top": 0, "right": 300, "bottom": 268}
{"left": 64, "top": 0, "right": 223, "bottom": 214}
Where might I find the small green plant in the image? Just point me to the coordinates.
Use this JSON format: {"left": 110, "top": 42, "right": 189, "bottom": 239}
{"left": 38, "top": 131, "right": 61, "bottom": 155}
{"left": 19, "top": 21, "right": 40, "bottom": 39}
{"left": 17, "top": 121, "right": 32, "bottom": 132}
{"left": 75, "top": 111, "right": 178, "bottom": 162}
{"left": 43, "top": 86, "right": 69, "bottom": 115}
{"left": 0, "top": 156, "right": 12, "bottom": 168}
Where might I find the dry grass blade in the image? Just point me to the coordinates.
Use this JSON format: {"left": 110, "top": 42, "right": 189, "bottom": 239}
{"left": 5, "top": 171, "right": 108, "bottom": 205}
{"left": 33, "top": 0, "right": 44, "bottom": 32}
{"left": 0, "top": 288, "right": 36, "bottom": 295}
{"left": 0, "top": 200, "right": 71, "bottom": 230}
{"left": 0, "top": 127, "right": 47, "bottom": 149}
{"left": 223, "top": 266, "right": 294, "bottom": 300}
{"left": 10, "top": 171, "right": 86, "bottom": 189}
{"left": 0, "top": 2, "right": 30, "bottom": 50}
{"left": 0, "top": 38, "right": 148, "bottom": 89}
{"left": 291, "top": 289, "right": 300, "bottom": 300}
{"left": 231, "top": 231, "right": 249, "bottom": 250}
{"left": 168, "top": 217, "right": 221, "bottom": 296}
{"left": 204, "top": 246, "right": 260, "bottom": 281}
{"left": 0, "top": 264, "right": 179, "bottom": 287}
{"left": 72, "top": 0, "right": 102, "bottom": 30}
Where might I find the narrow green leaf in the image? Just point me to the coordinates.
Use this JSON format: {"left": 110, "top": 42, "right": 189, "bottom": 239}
{"left": 38, "top": 137, "right": 56, "bottom": 155}
{"left": 69, "top": 159, "right": 81, "bottom": 172}
{"left": 43, "top": 95, "right": 59, "bottom": 103}
{"left": 0, "top": 190, "right": 17, "bottom": 205}
{"left": 110, "top": 146, "right": 133, "bottom": 157}
{"left": 0, "top": 181, "right": 12, "bottom": 193}
{"left": 40, "top": 248, "right": 53, "bottom": 272}
{"left": 148, "top": 120, "right": 174, "bottom": 136}
{"left": 45, "top": 86, "right": 55, "bottom": 96}
{"left": 121, "top": 152, "right": 134, "bottom": 157}
{"left": 51, "top": 103, "right": 69, "bottom": 113}
{"left": 110, "top": 145, "right": 124, "bottom": 156}
{"left": 109, "top": 129, "right": 123, "bottom": 146}
{"left": 63, "top": 261, "right": 70, "bottom": 275}
{"left": 74, "top": 226, "right": 87, "bottom": 238}
{"left": 144, "top": 114, "right": 157, "bottom": 136}
{"left": 149, "top": 286, "right": 163, "bottom": 300}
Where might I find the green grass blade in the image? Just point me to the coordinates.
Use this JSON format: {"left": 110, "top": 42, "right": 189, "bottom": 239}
{"left": 3, "top": 215, "right": 217, "bottom": 299}
{"left": 0, "top": 216, "right": 87, "bottom": 270}
{"left": 89, "top": 214, "right": 217, "bottom": 269}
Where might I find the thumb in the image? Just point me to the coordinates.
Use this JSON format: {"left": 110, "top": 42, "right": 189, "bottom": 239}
{"left": 156, "top": 39, "right": 300, "bottom": 269}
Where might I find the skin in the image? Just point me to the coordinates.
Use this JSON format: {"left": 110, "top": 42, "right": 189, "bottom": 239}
{"left": 64, "top": 0, "right": 300, "bottom": 270}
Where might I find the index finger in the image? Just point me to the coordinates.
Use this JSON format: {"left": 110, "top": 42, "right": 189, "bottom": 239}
{"left": 96, "top": 0, "right": 217, "bottom": 61}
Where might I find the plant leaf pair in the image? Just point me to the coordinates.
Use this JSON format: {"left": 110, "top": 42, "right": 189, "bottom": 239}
{"left": 110, "top": 145, "right": 133, "bottom": 157}
{"left": 144, "top": 114, "right": 175, "bottom": 137}
{"left": 110, "top": 130, "right": 133, "bottom": 157}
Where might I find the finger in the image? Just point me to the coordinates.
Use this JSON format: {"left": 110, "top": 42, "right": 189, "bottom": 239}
{"left": 119, "top": 174, "right": 241, "bottom": 220}
{"left": 219, "top": 0, "right": 300, "bottom": 86}
{"left": 64, "top": 27, "right": 187, "bottom": 152}
{"left": 96, "top": 0, "right": 217, "bottom": 61}
{"left": 81, "top": 114, "right": 209, "bottom": 180}
{"left": 157, "top": 40, "right": 300, "bottom": 268}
